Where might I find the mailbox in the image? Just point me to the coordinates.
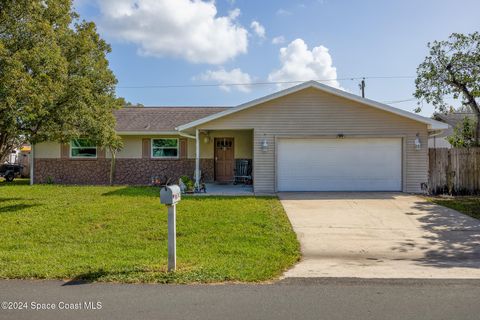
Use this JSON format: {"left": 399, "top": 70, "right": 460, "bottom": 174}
{"left": 160, "top": 185, "right": 181, "bottom": 205}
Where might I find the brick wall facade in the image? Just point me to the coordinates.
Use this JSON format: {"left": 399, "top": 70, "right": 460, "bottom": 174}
{"left": 34, "top": 158, "right": 214, "bottom": 185}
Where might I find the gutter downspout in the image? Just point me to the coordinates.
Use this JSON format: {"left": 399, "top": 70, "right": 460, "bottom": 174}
{"left": 30, "top": 144, "right": 34, "bottom": 185}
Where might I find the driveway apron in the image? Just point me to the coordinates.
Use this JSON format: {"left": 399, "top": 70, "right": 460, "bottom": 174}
{"left": 279, "top": 192, "right": 480, "bottom": 278}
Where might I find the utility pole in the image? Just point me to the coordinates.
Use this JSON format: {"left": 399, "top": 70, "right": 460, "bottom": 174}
{"left": 359, "top": 77, "right": 366, "bottom": 98}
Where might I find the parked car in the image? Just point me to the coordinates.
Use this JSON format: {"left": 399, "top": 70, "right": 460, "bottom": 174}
{"left": 0, "top": 163, "right": 23, "bottom": 182}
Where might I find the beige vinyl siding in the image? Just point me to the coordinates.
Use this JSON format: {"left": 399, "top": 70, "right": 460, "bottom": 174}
{"left": 35, "top": 142, "right": 61, "bottom": 158}
{"left": 105, "top": 135, "right": 180, "bottom": 158}
{"left": 113, "top": 136, "right": 143, "bottom": 158}
{"left": 35, "top": 136, "right": 181, "bottom": 159}
{"left": 109, "top": 132, "right": 252, "bottom": 159}
{"left": 187, "top": 130, "right": 253, "bottom": 159}
{"left": 34, "top": 132, "right": 253, "bottom": 160}
{"left": 195, "top": 87, "right": 429, "bottom": 193}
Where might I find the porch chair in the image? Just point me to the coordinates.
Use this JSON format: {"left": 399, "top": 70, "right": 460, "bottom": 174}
{"left": 233, "top": 159, "right": 252, "bottom": 185}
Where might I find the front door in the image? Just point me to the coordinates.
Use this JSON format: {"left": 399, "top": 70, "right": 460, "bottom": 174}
{"left": 214, "top": 138, "right": 234, "bottom": 183}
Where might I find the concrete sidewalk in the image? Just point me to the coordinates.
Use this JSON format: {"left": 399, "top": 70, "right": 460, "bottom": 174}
{"left": 279, "top": 192, "right": 480, "bottom": 278}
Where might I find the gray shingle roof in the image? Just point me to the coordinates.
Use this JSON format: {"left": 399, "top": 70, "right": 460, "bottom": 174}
{"left": 432, "top": 113, "right": 475, "bottom": 137}
{"left": 114, "top": 107, "right": 229, "bottom": 132}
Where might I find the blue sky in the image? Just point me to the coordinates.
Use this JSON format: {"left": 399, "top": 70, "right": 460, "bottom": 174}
{"left": 74, "top": 0, "right": 479, "bottom": 117}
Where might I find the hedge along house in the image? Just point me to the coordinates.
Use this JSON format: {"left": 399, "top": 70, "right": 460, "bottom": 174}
{"left": 32, "top": 81, "right": 447, "bottom": 193}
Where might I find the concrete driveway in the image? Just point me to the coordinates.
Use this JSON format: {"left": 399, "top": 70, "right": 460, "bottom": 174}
{"left": 279, "top": 192, "right": 480, "bottom": 278}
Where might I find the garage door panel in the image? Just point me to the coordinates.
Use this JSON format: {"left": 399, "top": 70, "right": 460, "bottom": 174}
{"left": 277, "top": 138, "right": 402, "bottom": 191}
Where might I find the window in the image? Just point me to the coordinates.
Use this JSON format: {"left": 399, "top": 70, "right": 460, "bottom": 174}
{"left": 152, "top": 138, "right": 179, "bottom": 158}
{"left": 215, "top": 139, "right": 233, "bottom": 150}
{"left": 70, "top": 139, "right": 97, "bottom": 158}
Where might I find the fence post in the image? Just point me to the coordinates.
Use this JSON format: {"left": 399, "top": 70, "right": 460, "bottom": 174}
{"left": 446, "top": 148, "right": 453, "bottom": 195}
{"left": 429, "top": 147, "right": 480, "bottom": 195}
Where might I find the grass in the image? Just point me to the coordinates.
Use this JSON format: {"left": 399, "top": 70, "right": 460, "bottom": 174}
{"left": 429, "top": 196, "right": 480, "bottom": 220}
{"left": 0, "top": 179, "right": 300, "bottom": 283}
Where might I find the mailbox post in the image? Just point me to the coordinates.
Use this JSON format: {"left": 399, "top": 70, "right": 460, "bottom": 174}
{"left": 160, "top": 185, "right": 181, "bottom": 272}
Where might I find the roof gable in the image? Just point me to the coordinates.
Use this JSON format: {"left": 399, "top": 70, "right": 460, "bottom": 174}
{"left": 176, "top": 81, "right": 448, "bottom": 131}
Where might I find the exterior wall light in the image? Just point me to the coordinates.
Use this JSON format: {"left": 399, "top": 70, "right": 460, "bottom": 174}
{"left": 414, "top": 133, "right": 421, "bottom": 150}
{"left": 261, "top": 135, "right": 268, "bottom": 152}
{"left": 203, "top": 132, "right": 211, "bottom": 144}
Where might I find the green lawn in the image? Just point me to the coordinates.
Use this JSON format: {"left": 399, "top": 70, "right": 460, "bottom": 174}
{"left": 429, "top": 196, "right": 480, "bottom": 220}
{"left": 0, "top": 179, "right": 300, "bottom": 283}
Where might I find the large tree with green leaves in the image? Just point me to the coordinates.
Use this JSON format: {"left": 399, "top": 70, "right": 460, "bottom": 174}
{"left": 447, "top": 116, "right": 477, "bottom": 148}
{"left": 414, "top": 32, "right": 480, "bottom": 144}
{"left": 0, "top": 0, "right": 123, "bottom": 165}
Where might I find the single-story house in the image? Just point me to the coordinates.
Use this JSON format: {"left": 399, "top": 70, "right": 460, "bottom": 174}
{"left": 32, "top": 80, "right": 447, "bottom": 193}
{"left": 428, "top": 113, "right": 473, "bottom": 148}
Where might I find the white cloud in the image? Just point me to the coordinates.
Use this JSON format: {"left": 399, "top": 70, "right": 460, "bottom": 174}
{"left": 276, "top": 9, "right": 292, "bottom": 16}
{"left": 272, "top": 36, "right": 286, "bottom": 45}
{"left": 73, "top": 0, "right": 88, "bottom": 8}
{"left": 250, "top": 21, "right": 266, "bottom": 39}
{"left": 228, "top": 8, "right": 241, "bottom": 19}
{"left": 198, "top": 68, "right": 252, "bottom": 92}
{"left": 268, "top": 39, "right": 341, "bottom": 89}
{"left": 95, "top": 0, "right": 248, "bottom": 65}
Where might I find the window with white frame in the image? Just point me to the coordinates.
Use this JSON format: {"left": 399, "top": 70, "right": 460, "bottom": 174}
{"left": 70, "top": 139, "right": 97, "bottom": 158}
{"left": 152, "top": 138, "right": 179, "bottom": 158}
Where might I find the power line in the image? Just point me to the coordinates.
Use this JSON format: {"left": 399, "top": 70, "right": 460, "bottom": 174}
{"left": 441, "top": 112, "right": 479, "bottom": 115}
{"left": 117, "top": 78, "right": 343, "bottom": 89}
{"left": 117, "top": 75, "right": 415, "bottom": 89}
{"left": 381, "top": 98, "right": 417, "bottom": 104}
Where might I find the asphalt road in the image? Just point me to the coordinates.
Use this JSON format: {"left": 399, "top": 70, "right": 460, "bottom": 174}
{"left": 0, "top": 278, "right": 479, "bottom": 320}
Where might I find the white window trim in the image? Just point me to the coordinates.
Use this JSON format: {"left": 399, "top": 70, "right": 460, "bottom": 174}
{"left": 70, "top": 139, "right": 98, "bottom": 159}
{"left": 151, "top": 138, "right": 179, "bottom": 159}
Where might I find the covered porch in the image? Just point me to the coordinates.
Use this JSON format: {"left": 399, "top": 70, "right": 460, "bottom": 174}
{"left": 183, "top": 129, "right": 254, "bottom": 192}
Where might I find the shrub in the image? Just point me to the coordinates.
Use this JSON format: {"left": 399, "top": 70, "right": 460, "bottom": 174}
{"left": 180, "top": 175, "right": 194, "bottom": 191}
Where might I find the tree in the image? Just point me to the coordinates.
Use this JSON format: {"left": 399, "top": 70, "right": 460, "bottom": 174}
{"left": 0, "top": 0, "right": 123, "bottom": 165}
{"left": 124, "top": 101, "right": 145, "bottom": 108}
{"left": 414, "top": 32, "right": 480, "bottom": 143}
{"left": 447, "top": 116, "right": 477, "bottom": 148}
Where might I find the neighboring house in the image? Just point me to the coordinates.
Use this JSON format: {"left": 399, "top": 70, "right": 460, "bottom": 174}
{"left": 32, "top": 81, "right": 447, "bottom": 193}
{"left": 6, "top": 144, "right": 30, "bottom": 177}
{"left": 428, "top": 113, "right": 474, "bottom": 148}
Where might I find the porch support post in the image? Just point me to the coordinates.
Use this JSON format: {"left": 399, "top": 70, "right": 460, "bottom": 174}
{"left": 195, "top": 129, "right": 200, "bottom": 187}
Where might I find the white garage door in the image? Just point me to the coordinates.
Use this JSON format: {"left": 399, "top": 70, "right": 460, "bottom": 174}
{"left": 277, "top": 138, "right": 402, "bottom": 191}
